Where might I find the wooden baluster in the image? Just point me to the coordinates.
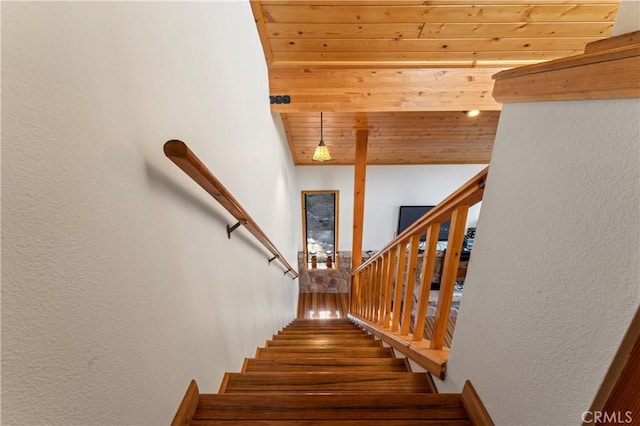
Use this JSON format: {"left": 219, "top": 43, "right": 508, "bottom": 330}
{"left": 378, "top": 253, "right": 390, "bottom": 326}
{"left": 374, "top": 256, "right": 383, "bottom": 324}
{"left": 369, "top": 262, "right": 377, "bottom": 321}
{"left": 377, "top": 257, "right": 385, "bottom": 321}
{"left": 374, "top": 259, "right": 382, "bottom": 322}
{"left": 400, "top": 233, "right": 421, "bottom": 336}
{"left": 362, "top": 267, "right": 369, "bottom": 319}
{"left": 365, "top": 265, "right": 372, "bottom": 320}
{"left": 365, "top": 265, "right": 373, "bottom": 320}
{"left": 383, "top": 246, "right": 398, "bottom": 328}
{"left": 370, "top": 261, "right": 377, "bottom": 322}
{"left": 391, "top": 239, "right": 408, "bottom": 332}
{"left": 413, "top": 223, "right": 440, "bottom": 341}
{"left": 360, "top": 271, "right": 365, "bottom": 317}
{"left": 367, "top": 263, "right": 373, "bottom": 321}
{"left": 352, "top": 273, "right": 360, "bottom": 316}
{"left": 350, "top": 275, "right": 356, "bottom": 315}
{"left": 357, "top": 273, "right": 362, "bottom": 316}
{"left": 431, "top": 205, "right": 469, "bottom": 350}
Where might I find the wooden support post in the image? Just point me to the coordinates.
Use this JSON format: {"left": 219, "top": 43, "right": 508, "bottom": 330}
{"left": 431, "top": 205, "right": 469, "bottom": 350}
{"left": 351, "top": 129, "right": 369, "bottom": 271}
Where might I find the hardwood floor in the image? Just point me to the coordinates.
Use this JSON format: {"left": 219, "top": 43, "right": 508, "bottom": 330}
{"left": 297, "top": 292, "right": 349, "bottom": 319}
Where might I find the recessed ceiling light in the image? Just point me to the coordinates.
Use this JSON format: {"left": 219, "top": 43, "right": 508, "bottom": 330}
{"left": 465, "top": 110, "right": 480, "bottom": 117}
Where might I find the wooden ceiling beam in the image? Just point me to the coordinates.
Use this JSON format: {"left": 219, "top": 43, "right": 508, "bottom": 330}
{"left": 261, "top": 4, "right": 618, "bottom": 24}
{"left": 270, "top": 97, "right": 500, "bottom": 113}
{"left": 267, "top": 22, "right": 614, "bottom": 39}
{"left": 271, "top": 37, "right": 600, "bottom": 53}
{"left": 270, "top": 68, "right": 499, "bottom": 88}
{"left": 269, "top": 68, "right": 502, "bottom": 113}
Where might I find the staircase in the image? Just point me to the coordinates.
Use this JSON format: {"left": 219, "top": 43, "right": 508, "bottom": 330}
{"left": 172, "top": 318, "right": 493, "bottom": 425}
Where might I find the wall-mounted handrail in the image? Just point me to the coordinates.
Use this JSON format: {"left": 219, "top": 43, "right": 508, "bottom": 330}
{"left": 349, "top": 167, "right": 488, "bottom": 378}
{"left": 164, "top": 140, "right": 298, "bottom": 279}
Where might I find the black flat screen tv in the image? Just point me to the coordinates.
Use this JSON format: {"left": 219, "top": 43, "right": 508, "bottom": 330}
{"left": 397, "top": 205, "right": 450, "bottom": 242}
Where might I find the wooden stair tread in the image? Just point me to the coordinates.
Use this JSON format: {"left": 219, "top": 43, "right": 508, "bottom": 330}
{"left": 277, "top": 329, "right": 369, "bottom": 335}
{"left": 219, "top": 372, "right": 434, "bottom": 393}
{"left": 284, "top": 323, "right": 361, "bottom": 330}
{"left": 242, "top": 357, "right": 411, "bottom": 372}
{"left": 193, "top": 393, "right": 468, "bottom": 420}
{"left": 272, "top": 333, "right": 374, "bottom": 340}
{"left": 265, "top": 339, "right": 382, "bottom": 348}
{"left": 256, "top": 347, "right": 394, "bottom": 358}
{"left": 281, "top": 327, "right": 364, "bottom": 332}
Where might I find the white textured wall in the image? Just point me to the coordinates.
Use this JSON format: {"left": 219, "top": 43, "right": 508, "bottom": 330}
{"left": 1, "top": 3, "right": 297, "bottom": 425}
{"left": 612, "top": 0, "right": 640, "bottom": 35}
{"left": 439, "top": 99, "right": 640, "bottom": 425}
{"left": 295, "top": 165, "right": 486, "bottom": 252}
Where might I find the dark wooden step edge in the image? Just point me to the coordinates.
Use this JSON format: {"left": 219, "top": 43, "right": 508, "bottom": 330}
{"left": 461, "top": 381, "right": 495, "bottom": 426}
{"left": 425, "top": 370, "right": 438, "bottom": 394}
{"left": 171, "top": 379, "right": 199, "bottom": 426}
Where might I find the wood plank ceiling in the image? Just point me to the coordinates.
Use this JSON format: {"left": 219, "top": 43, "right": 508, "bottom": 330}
{"left": 250, "top": 0, "right": 619, "bottom": 165}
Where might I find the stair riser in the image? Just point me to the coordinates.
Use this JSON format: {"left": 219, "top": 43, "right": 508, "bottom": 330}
{"left": 265, "top": 340, "right": 382, "bottom": 348}
{"left": 242, "top": 358, "right": 410, "bottom": 373}
{"left": 255, "top": 348, "right": 394, "bottom": 358}
{"left": 272, "top": 334, "right": 374, "bottom": 340}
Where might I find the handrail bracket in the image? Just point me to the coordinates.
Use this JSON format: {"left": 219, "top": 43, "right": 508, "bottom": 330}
{"left": 226, "top": 220, "right": 248, "bottom": 239}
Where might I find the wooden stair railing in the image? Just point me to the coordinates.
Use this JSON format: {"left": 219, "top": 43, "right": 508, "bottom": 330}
{"left": 163, "top": 140, "right": 298, "bottom": 278}
{"left": 172, "top": 318, "right": 494, "bottom": 425}
{"left": 350, "top": 167, "right": 488, "bottom": 379}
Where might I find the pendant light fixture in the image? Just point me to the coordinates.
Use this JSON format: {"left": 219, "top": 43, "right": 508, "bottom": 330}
{"left": 312, "top": 112, "right": 332, "bottom": 162}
